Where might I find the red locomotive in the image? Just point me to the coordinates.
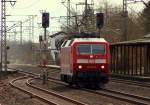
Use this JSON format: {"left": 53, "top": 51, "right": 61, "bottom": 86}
{"left": 60, "top": 34, "right": 110, "bottom": 88}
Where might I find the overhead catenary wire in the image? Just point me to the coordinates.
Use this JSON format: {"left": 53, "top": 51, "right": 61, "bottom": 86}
{"left": 10, "top": 0, "right": 42, "bottom": 10}
{"left": 7, "top": 15, "right": 37, "bottom": 32}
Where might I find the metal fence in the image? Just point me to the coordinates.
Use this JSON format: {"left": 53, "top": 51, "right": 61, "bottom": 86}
{"left": 110, "top": 39, "right": 150, "bottom": 76}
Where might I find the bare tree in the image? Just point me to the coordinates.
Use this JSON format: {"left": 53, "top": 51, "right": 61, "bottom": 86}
{"left": 141, "top": 1, "right": 150, "bottom": 35}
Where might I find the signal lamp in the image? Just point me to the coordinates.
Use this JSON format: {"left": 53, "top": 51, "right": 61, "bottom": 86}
{"left": 96, "top": 13, "right": 104, "bottom": 29}
{"left": 42, "top": 12, "right": 49, "bottom": 28}
{"left": 6, "top": 46, "right": 10, "bottom": 50}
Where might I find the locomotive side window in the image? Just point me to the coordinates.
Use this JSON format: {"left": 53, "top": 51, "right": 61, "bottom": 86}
{"left": 92, "top": 44, "right": 105, "bottom": 54}
{"left": 61, "top": 40, "right": 67, "bottom": 47}
{"left": 77, "top": 44, "right": 105, "bottom": 55}
{"left": 77, "top": 45, "right": 91, "bottom": 54}
{"left": 68, "top": 40, "right": 74, "bottom": 46}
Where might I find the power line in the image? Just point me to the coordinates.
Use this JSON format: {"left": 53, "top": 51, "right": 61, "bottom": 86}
{"left": 12, "top": 0, "right": 42, "bottom": 9}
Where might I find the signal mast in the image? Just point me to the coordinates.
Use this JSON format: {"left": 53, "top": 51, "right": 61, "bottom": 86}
{"left": 41, "top": 12, "right": 49, "bottom": 84}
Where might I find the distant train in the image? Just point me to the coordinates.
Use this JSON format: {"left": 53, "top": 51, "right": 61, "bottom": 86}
{"left": 60, "top": 35, "right": 110, "bottom": 88}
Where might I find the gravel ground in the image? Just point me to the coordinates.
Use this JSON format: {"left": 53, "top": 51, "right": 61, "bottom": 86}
{"left": 0, "top": 73, "right": 48, "bottom": 105}
{"left": 9, "top": 64, "right": 60, "bottom": 79}
{"left": 8, "top": 64, "right": 150, "bottom": 105}
{"left": 31, "top": 79, "right": 135, "bottom": 105}
{"left": 105, "top": 81, "right": 150, "bottom": 97}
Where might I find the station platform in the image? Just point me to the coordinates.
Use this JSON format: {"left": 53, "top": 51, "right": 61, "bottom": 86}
{"left": 37, "top": 65, "right": 60, "bottom": 69}
{"left": 46, "top": 65, "right": 60, "bottom": 69}
{"left": 111, "top": 74, "right": 150, "bottom": 82}
{"left": 0, "top": 68, "right": 18, "bottom": 74}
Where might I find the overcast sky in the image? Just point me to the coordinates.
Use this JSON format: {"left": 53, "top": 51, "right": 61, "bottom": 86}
{"left": 0, "top": 0, "right": 149, "bottom": 42}
{"left": 3, "top": 0, "right": 148, "bottom": 27}
{"left": 5, "top": 0, "right": 147, "bottom": 22}
{"left": 6, "top": 0, "right": 148, "bottom": 16}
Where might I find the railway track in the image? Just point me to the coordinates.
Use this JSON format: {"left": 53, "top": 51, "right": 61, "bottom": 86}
{"left": 110, "top": 78, "right": 150, "bottom": 88}
{"left": 10, "top": 76, "right": 87, "bottom": 105}
{"left": 11, "top": 65, "right": 150, "bottom": 88}
{"left": 9, "top": 64, "right": 150, "bottom": 87}
{"left": 45, "top": 77, "right": 150, "bottom": 105}
{"left": 85, "top": 88, "right": 150, "bottom": 105}
{"left": 9, "top": 66, "right": 150, "bottom": 105}
{"left": 26, "top": 72, "right": 150, "bottom": 105}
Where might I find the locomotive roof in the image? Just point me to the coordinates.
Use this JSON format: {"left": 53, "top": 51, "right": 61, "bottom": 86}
{"left": 73, "top": 38, "right": 107, "bottom": 43}
{"left": 61, "top": 38, "right": 107, "bottom": 48}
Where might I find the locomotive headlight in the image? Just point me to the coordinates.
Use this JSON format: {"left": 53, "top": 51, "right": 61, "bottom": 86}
{"left": 90, "top": 55, "right": 93, "bottom": 58}
{"left": 101, "top": 65, "right": 105, "bottom": 69}
{"left": 78, "top": 65, "right": 82, "bottom": 69}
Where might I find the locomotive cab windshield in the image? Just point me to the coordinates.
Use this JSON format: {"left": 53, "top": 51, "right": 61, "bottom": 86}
{"left": 77, "top": 44, "right": 105, "bottom": 55}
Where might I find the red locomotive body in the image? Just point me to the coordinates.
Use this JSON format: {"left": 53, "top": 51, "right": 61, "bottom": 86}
{"left": 60, "top": 38, "right": 110, "bottom": 88}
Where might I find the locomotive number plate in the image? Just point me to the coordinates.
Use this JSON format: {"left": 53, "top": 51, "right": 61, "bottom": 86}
{"left": 88, "top": 59, "right": 95, "bottom": 63}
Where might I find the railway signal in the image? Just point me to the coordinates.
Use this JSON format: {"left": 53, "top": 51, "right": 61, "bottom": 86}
{"left": 41, "top": 12, "right": 49, "bottom": 84}
{"left": 96, "top": 13, "right": 104, "bottom": 29}
{"left": 6, "top": 46, "right": 10, "bottom": 50}
{"left": 42, "top": 12, "right": 49, "bottom": 28}
{"left": 39, "top": 35, "right": 43, "bottom": 42}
